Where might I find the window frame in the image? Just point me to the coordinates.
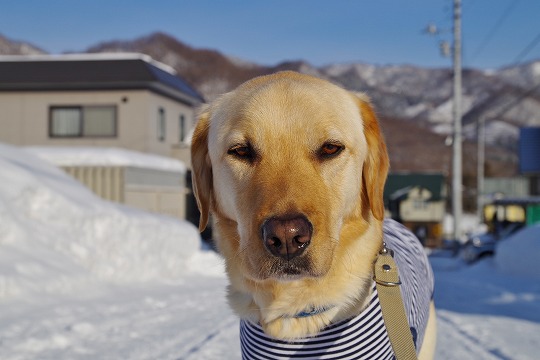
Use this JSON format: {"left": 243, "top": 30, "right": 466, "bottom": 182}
{"left": 158, "top": 107, "right": 166, "bottom": 142}
{"left": 49, "top": 105, "right": 118, "bottom": 138}
{"left": 179, "top": 114, "right": 186, "bottom": 143}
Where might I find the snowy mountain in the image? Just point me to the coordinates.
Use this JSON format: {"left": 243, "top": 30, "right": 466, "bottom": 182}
{"left": 498, "top": 60, "right": 540, "bottom": 89}
{"left": 321, "top": 62, "right": 540, "bottom": 148}
{"left": 0, "top": 34, "right": 46, "bottom": 55}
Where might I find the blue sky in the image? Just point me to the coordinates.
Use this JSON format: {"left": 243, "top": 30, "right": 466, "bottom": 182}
{"left": 1, "top": 0, "right": 539, "bottom": 70}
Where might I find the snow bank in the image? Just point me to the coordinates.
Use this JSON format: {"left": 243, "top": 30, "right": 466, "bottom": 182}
{"left": 495, "top": 224, "right": 540, "bottom": 279}
{"left": 25, "top": 146, "right": 186, "bottom": 173}
{"left": 0, "top": 142, "right": 202, "bottom": 300}
{"left": 443, "top": 213, "right": 485, "bottom": 242}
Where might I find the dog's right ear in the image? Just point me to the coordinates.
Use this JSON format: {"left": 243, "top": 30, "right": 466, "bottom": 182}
{"left": 191, "top": 108, "right": 213, "bottom": 232}
{"left": 354, "top": 94, "right": 389, "bottom": 221}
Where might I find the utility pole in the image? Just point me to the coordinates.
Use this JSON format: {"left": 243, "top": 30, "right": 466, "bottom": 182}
{"left": 424, "top": 1, "right": 463, "bottom": 241}
{"left": 477, "top": 115, "right": 485, "bottom": 224}
{"left": 452, "top": 0, "right": 463, "bottom": 242}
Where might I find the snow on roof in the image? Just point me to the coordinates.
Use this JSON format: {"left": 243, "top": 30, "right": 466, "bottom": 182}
{"left": 25, "top": 146, "right": 186, "bottom": 173}
{"left": 0, "top": 52, "right": 177, "bottom": 75}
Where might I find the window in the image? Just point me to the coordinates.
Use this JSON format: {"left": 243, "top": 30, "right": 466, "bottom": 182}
{"left": 413, "top": 199, "right": 428, "bottom": 210}
{"left": 50, "top": 105, "right": 116, "bottom": 137}
{"left": 50, "top": 107, "right": 81, "bottom": 137}
{"left": 179, "top": 114, "right": 186, "bottom": 143}
{"left": 158, "top": 107, "right": 166, "bottom": 142}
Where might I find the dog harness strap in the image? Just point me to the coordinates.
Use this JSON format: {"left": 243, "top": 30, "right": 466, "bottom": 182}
{"left": 374, "top": 243, "right": 418, "bottom": 360}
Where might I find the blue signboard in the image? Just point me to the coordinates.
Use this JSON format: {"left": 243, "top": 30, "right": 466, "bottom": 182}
{"left": 519, "top": 127, "right": 540, "bottom": 174}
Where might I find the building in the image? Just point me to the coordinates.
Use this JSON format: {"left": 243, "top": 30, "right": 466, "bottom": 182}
{"left": 483, "top": 177, "right": 530, "bottom": 199}
{"left": 0, "top": 53, "right": 204, "bottom": 165}
{"left": 519, "top": 127, "right": 540, "bottom": 195}
{"left": 384, "top": 173, "right": 447, "bottom": 247}
{"left": 27, "top": 146, "right": 188, "bottom": 220}
{"left": 0, "top": 54, "right": 204, "bottom": 221}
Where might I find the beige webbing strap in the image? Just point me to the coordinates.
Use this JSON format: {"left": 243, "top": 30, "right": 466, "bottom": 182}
{"left": 374, "top": 243, "right": 418, "bottom": 360}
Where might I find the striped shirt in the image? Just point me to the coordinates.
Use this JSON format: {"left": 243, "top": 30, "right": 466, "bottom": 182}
{"left": 240, "top": 219, "right": 434, "bottom": 359}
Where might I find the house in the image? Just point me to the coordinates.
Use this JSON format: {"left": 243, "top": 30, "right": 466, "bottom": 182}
{"left": 0, "top": 53, "right": 204, "bottom": 221}
{"left": 483, "top": 177, "right": 529, "bottom": 199}
{"left": 482, "top": 197, "right": 540, "bottom": 231}
{"left": 0, "top": 53, "right": 204, "bottom": 166}
{"left": 475, "top": 127, "right": 540, "bottom": 234}
{"left": 384, "top": 173, "right": 447, "bottom": 247}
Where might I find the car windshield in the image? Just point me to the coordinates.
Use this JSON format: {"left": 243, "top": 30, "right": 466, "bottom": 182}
{"left": 499, "top": 222, "right": 521, "bottom": 238}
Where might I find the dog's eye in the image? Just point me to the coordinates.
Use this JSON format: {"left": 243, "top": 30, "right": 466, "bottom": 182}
{"left": 228, "top": 144, "right": 254, "bottom": 160}
{"left": 319, "top": 142, "right": 344, "bottom": 159}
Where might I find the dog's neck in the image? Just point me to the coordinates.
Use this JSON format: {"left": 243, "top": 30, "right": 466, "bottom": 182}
{"left": 289, "top": 304, "right": 336, "bottom": 318}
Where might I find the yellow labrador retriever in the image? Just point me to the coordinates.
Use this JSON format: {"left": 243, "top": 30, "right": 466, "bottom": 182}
{"left": 191, "top": 71, "right": 436, "bottom": 359}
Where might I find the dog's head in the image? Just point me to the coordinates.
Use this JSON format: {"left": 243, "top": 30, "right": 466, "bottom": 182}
{"left": 191, "top": 71, "right": 388, "bottom": 282}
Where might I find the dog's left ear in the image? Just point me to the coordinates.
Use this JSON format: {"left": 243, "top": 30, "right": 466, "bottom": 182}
{"left": 354, "top": 94, "right": 389, "bottom": 221}
{"left": 190, "top": 108, "right": 213, "bottom": 232}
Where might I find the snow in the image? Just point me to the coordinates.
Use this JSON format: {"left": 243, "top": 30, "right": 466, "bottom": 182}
{"left": 1, "top": 141, "right": 540, "bottom": 359}
{"left": 432, "top": 255, "right": 540, "bottom": 360}
{"left": 1, "top": 143, "right": 197, "bottom": 289}
{"left": 533, "top": 62, "right": 540, "bottom": 78}
{"left": 403, "top": 102, "right": 427, "bottom": 118}
{"left": 25, "top": 146, "right": 186, "bottom": 173}
{"left": 495, "top": 224, "right": 540, "bottom": 280}
{"left": 484, "top": 120, "right": 519, "bottom": 145}
{"left": 443, "top": 212, "right": 484, "bottom": 242}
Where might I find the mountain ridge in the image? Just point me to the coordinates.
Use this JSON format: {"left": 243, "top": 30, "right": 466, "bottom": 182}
{"left": 0, "top": 34, "right": 46, "bottom": 56}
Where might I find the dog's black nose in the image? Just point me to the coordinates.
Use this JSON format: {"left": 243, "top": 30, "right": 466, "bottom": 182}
{"left": 262, "top": 215, "right": 312, "bottom": 260}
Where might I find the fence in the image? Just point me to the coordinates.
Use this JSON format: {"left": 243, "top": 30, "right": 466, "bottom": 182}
{"left": 62, "top": 165, "right": 186, "bottom": 220}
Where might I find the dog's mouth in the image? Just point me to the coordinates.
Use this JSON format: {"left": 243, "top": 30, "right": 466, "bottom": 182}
{"left": 274, "top": 258, "right": 308, "bottom": 277}
{"left": 257, "top": 254, "right": 325, "bottom": 281}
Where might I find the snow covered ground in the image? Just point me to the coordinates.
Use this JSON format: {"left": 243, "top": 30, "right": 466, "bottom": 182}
{"left": 1, "top": 142, "right": 539, "bottom": 359}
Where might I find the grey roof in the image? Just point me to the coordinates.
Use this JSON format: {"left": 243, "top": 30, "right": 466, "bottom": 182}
{"left": 384, "top": 172, "right": 446, "bottom": 204}
{"left": 0, "top": 54, "right": 204, "bottom": 105}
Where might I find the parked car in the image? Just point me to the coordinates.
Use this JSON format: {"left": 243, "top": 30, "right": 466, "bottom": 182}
{"left": 461, "top": 222, "right": 524, "bottom": 263}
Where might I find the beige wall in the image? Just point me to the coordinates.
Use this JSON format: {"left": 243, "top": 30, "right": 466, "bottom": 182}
{"left": 171, "top": 144, "right": 192, "bottom": 169}
{"left": 145, "top": 92, "right": 196, "bottom": 156}
{"left": 125, "top": 186, "right": 186, "bottom": 220}
{"left": 62, "top": 165, "right": 186, "bottom": 220}
{"left": 0, "top": 90, "right": 196, "bottom": 158}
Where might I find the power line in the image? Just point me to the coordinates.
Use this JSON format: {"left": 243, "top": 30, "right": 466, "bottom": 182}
{"left": 468, "top": 28, "right": 540, "bottom": 121}
{"left": 469, "top": 0, "right": 520, "bottom": 63}
{"left": 512, "top": 29, "right": 540, "bottom": 64}
{"left": 487, "top": 81, "right": 540, "bottom": 120}
{"left": 422, "top": 0, "right": 540, "bottom": 125}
